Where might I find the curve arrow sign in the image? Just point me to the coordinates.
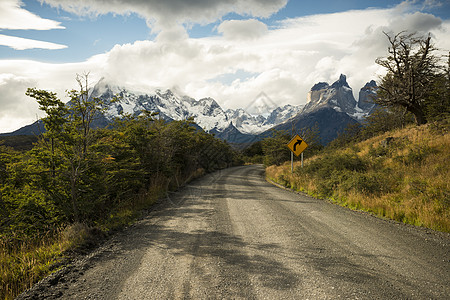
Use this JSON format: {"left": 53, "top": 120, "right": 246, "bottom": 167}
{"left": 293, "top": 139, "right": 303, "bottom": 152}
{"left": 287, "top": 134, "right": 308, "bottom": 157}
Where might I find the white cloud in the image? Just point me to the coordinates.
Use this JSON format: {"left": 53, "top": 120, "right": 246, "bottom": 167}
{"left": 1, "top": 0, "right": 449, "bottom": 133}
{"left": 0, "top": 74, "right": 40, "bottom": 133}
{"left": 0, "top": 0, "right": 66, "bottom": 50}
{"left": 0, "top": 57, "right": 105, "bottom": 133}
{"left": 218, "top": 19, "right": 268, "bottom": 40}
{"left": 0, "top": 0, "right": 64, "bottom": 30}
{"left": 0, "top": 34, "right": 68, "bottom": 50}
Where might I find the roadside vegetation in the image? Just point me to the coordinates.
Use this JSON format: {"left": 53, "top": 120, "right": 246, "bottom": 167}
{"left": 0, "top": 74, "right": 241, "bottom": 299}
{"left": 266, "top": 121, "right": 449, "bottom": 232}
{"left": 260, "top": 32, "right": 450, "bottom": 233}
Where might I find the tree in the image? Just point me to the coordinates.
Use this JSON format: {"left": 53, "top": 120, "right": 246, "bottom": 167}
{"left": 296, "top": 124, "right": 323, "bottom": 155}
{"left": 425, "top": 52, "right": 450, "bottom": 122}
{"left": 376, "top": 31, "right": 441, "bottom": 125}
{"left": 25, "top": 88, "right": 67, "bottom": 178}
{"left": 262, "top": 130, "right": 291, "bottom": 166}
{"left": 26, "top": 73, "right": 106, "bottom": 222}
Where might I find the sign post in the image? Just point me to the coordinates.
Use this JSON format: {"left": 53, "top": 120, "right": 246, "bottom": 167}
{"left": 291, "top": 151, "right": 294, "bottom": 173}
{"left": 287, "top": 134, "right": 308, "bottom": 172}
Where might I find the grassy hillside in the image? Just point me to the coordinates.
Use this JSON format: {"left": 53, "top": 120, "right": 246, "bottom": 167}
{"left": 266, "top": 123, "right": 449, "bottom": 232}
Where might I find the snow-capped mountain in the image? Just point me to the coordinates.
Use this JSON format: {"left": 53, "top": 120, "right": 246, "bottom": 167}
{"left": 302, "top": 74, "right": 377, "bottom": 120}
{"left": 2, "top": 75, "right": 377, "bottom": 147}
{"left": 90, "top": 78, "right": 302, "bottom": 136}
{"left": 226, "top": 104, "right": 303, "bottom": 134}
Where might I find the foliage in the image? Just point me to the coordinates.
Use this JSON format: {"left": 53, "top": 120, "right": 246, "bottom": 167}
{"left": 261, "top": 130, "right": 291, "bottom": 166}
{"left": 242, "top": 141, "right": 264, "bottom": 164}
{"left": 260, "top": 126, "right": 323, "bottom": 166}
{"left": 0, "top": 76, "right": 241, "bottom": 299}
{"left": 266, "top": 124, "right": 450, "bottom": 233}
{"left": 0, "top": 136, "right": 39, "bottom": 151}
{"left": 329, "top": 106, "right": 416, "bottom": 149}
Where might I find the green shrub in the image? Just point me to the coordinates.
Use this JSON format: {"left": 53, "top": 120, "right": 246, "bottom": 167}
{"left": 395, "top": 144, "right": 438, "bottom": 165}
{"left": 300, "top": 152, "right": 367, "bottom": 179}
{"left": 340, "top": 171, "right": 391, "bottom": 195}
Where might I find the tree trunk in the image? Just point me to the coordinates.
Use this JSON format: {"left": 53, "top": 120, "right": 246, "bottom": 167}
{"left": 408, "top": 105, "right": 427, "bottom": 125}
{"left": 70, "top": 166, "right": 80, "bottom": 222}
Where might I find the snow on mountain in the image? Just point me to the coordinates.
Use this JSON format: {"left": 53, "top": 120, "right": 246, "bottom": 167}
{"left": 265, "top": 104, "right": 303, "bottom": 125}
{"left": 90, "top": 78, "right": 300, "bottom": 135}
{"left": 225, "top": 104, "right": 303, "bottom": 134}
{"left": 184, "top": 97, "right": 230, "bottom": 132}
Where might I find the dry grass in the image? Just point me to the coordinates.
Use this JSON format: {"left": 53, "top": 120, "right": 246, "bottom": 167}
{"left": 0, "top": 230, "right": 70, "bottom": 300}
{"left": 267, "top": 124, "right": 450, "bottom": 232}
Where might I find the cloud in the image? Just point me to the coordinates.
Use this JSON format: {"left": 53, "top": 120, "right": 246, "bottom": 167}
{"left": 0, "top": 34, "right": 68, "bottom": 50}
{"left": 218, "top": 19, "right": 268, "bottom": 40}
{"left": 0, "top": 74, "right": 40, "bottom": 133}
{"left": 0, "top": 56, "right": 106, "bottom": 133}
{"left": 1, "top": 0, "right": 449, "bottom": 133}
{"left": 0, "top": 0, "right": 64, "bottom": 30}
{"left": 41, "top": 0, "right": 287, "bottom": 31}
{"left": 0, "top": 0, "right": 66, "bottom": 50}
{"left": 388, "top": 11, "right": 442, "bottom": 33}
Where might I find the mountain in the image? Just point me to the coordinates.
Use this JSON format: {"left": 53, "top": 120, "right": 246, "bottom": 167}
{"left": 259, "top": 75, "right": 377, "bottom": 144}
{"left": 1, "top": 76, "right": 377, "bottom": 147}
{"left": 302, "top": 74, "right": 357, "bottom": 115}
{"left": 1, "top": 78, "right": 300, "bottom": 143}
{"left": 357, "top": 80, "right": 378, "bottom": 113}
{"left": 91, "top": 79, "right": 302, "bottom": 140}
{"left": 262, "top": 107, "right": 359, "bottom": 145}
{"left": 96, "top": 86, "right": 230, "bottom": 132}
{"left": 226, "top": 104, "right": 303, "bottom": 134}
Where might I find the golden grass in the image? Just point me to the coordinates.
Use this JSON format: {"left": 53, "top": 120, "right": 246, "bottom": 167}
{"left": 266, "top": 124, "right": 450, "bottom": 232}
{"left": 1, "top": 231, "right": 70, "bottom": 300}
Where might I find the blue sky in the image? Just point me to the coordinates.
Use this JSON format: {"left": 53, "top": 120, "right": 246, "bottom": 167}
{"left": 1, "top": 0, "right": 449, "bottom": 133}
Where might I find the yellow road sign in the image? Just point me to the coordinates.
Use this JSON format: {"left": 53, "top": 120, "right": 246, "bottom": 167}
{"left": 287, "top": 134, "right": 308, "bottom": 157}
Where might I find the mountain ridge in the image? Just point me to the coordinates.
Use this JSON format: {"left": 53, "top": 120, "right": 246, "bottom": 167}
{"left": 2, "top": 75, "right": 377, "bottom": 146}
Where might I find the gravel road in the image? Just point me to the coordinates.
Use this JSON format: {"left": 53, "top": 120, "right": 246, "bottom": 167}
{"left": 18, "top": 165, "right": 450, "bottom": 299}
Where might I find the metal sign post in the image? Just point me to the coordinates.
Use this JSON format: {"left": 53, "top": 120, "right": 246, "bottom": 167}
{"left": 291, "top": 151, "right": 294, "bottom": 173}
{"left": 301, "top": 152, "right": 303, "bottom": 168}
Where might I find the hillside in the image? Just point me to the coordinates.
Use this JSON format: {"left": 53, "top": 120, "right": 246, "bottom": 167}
{"left": 266, "top": 123, "right": 450, "bottom": 232}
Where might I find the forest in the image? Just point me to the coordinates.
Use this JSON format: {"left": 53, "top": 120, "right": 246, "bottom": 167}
{"left": 0, "top": 75, "right": 241, "bottom": 299}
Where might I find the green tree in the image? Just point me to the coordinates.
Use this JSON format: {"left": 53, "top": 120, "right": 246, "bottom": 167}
{"left": 297, "top": 124, "right": 323, "bottom": 156}
{"left": 25, "top": 88, "right": 67, "bottom": 178}
{"left": 26, "top": 73, "right": 106, "bottom": 222}
{"left": 262, "top": 130, "right": 291, "bottom": 166}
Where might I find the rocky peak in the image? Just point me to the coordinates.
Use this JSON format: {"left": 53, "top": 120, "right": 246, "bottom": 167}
{"left": 358, "top": 80, "right": 378, "bottom": 112}
{"left": 311, "top": 82, "right": 329, "bottom": 91}
{"left": 303, "top": 74, "right": 356, "bottom": 115}
{"left": 331, "top": 74, "right": 350, "bottom": 89}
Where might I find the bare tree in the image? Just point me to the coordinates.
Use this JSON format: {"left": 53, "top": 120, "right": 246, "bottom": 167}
{"left": 376, "top": 31, "right": 440, "bottom": 125}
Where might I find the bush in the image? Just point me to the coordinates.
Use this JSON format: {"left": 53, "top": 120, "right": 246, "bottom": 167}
{"left": 300, "top": 152, "right": 367, "bottom": 179}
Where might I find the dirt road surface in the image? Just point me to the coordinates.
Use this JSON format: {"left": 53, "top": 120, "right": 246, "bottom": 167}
{"left": 18, "top": 165, "right": 450, "bottom": 299}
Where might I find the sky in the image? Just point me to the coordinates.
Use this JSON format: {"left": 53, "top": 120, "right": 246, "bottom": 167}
{"left": 1, "top": 0, "right": 449, "bottom": 133}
